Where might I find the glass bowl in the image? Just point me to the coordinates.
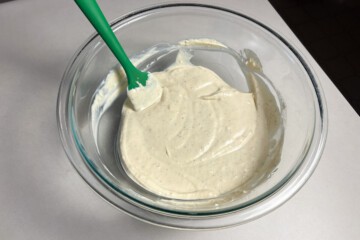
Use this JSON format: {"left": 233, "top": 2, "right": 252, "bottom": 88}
{"left": 57, "top": 3, "right": 327, "bottom": 229}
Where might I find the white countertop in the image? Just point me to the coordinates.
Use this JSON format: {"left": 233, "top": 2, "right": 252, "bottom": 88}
{"left": 1, "top": 0, "right": 359, "bottom": 239}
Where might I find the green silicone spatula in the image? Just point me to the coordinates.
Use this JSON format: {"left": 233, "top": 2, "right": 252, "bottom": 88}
{"left": 75, "top": 0, "right": 162, "bottom": 111}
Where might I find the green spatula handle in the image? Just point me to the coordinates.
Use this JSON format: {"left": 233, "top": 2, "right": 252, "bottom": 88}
{"left": 74, "top": 0, "right": 147, "bottom": 89}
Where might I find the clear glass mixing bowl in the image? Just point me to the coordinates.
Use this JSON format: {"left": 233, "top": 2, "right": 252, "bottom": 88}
{"left": 57, "top": 3, "right": 327, "bottom": 229}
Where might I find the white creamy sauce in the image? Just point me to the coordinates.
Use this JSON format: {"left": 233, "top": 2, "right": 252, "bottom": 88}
{"left": 91, "top": 40, "right": 283, "bottom": 201}
{"left": 119, "top": 50, "right": 277, "bottom": 200}
{"left": 91, "top": 69, "right": 126, "bottom": 141}
{"left": 179, "top": 38, "right": 228, "bottom": 48}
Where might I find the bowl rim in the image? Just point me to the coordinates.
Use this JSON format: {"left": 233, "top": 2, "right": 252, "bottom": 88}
{"left": 57, "top": 2, "right": 328, "bottom": 229}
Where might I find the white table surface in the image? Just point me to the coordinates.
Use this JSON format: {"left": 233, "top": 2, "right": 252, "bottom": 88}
{"left": 1, "top": 0, "right": 359, "bottom": 239}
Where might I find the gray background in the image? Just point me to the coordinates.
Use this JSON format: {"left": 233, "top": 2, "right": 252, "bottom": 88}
{"left": 0, "top": 0, "right": 359, "bottom": 239}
